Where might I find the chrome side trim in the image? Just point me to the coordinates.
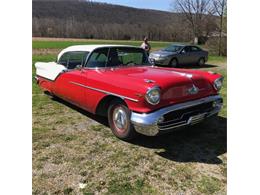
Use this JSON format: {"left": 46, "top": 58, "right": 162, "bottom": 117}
{"left": 69, "top": 81, "right": 139, "bottom": 102}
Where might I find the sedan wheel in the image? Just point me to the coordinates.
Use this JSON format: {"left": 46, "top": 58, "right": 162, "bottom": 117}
{"left": 108, "top": 100, "right": 137, "bottom": 140}
{"left": 198, "top": 58, "right": 205, "bottom": 66}
{"left": 169, "top": 58, "right": 178, "bottom": 67}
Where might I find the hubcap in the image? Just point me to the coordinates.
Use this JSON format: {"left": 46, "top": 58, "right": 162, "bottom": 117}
{"left": 113, "top": 107, "right": 128, "bottom": 131}
{"left": 199, "top": 58, "right": 205, "bottom": 65}
{"left": 171, "top": 59, "right": 177, "bottom": 67}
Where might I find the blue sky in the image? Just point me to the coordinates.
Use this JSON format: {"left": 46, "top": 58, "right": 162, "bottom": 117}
{"left": 92, "top": 0, "right": 173, "bottom": 12}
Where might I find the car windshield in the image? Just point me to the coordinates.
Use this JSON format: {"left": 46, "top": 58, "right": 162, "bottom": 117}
{"left": 108, "top": 47, "right": 150, "bottom": 67}
{"left": 86, "top": 47, "right": 151, "bottom": 68}
{"left": 163, "top": 45, "right": 183, "bottom": 52}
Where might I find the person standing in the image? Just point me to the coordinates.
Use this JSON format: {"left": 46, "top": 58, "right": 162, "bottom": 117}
{"left": 140, "top": 37, "right": 151, "bottom": 56}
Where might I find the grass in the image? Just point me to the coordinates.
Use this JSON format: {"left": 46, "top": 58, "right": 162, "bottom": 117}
{"left": 208, "top": 55, "right": 227, "bottom": 64}
{"left": 32, "top": 38, "right": 227, "bottom": 195}
{"left": 32, "top": 39, "right": 173, "bottom": 49}
{"left": 197, "top": 176, "right": 222, "bottom": 194}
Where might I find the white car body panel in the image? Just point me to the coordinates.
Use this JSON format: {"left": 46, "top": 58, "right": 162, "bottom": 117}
{"left": 35, "top": 62, "right": 67, "bottom": 81}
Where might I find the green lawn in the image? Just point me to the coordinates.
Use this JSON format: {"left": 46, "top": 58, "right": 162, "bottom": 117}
{"left": 32, "top": 39, "right": 227, "bottom": 195}
{"left": 32, "top": 39, "right": 173, "bottom": 49}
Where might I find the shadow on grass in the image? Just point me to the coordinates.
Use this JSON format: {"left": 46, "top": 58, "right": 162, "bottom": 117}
{"left": 130, "top": 116, "right": 226, "bottom": 164}
{"left": 53, "top": 97, "right": 226, "bottom": 164}
{"left": 53, "top": 97, "right": 109, "bottom": 126}
{"left": 157, "top": 63, "right": 218, "bottom": 69}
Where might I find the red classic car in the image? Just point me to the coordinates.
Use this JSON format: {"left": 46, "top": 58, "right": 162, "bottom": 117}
{"left": 35, "top": 45, "right": 223, "bottom": 140}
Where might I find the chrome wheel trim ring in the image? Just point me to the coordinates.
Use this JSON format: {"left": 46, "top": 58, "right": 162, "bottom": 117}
{"left": 112, "top": 106, "right": 128, "bottom": 132}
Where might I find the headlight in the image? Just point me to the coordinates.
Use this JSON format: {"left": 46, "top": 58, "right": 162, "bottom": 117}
{"left": 213, "top": 77, "right": 224, "bottom": 91}
{"left": 145, "top": 87, "right": 161, "bottom": 105}
{"left": 159, "top": 55, "right": 169, "bottom": 59}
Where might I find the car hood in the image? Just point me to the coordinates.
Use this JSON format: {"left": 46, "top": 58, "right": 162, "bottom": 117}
{"left": 151, "top": 50, "right": 177, "bottom": 56}
{"left": 103, "top": 66, "right": 216, "bottom": 104}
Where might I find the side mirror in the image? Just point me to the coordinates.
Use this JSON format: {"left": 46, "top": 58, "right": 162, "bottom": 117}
{"left": 181, "top": 50, "right": 185, "bottom": 54}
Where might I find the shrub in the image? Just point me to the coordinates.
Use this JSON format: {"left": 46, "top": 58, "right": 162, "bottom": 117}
{"left": 205, "top": 36, "right": 227, "bottom": 56}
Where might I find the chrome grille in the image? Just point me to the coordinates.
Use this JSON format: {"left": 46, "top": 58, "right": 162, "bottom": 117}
{"left": 157, "top": 101, "right": 218, "bottom": 131}
{"left": 187, "top": 113, "right": 206, "bottom": 125}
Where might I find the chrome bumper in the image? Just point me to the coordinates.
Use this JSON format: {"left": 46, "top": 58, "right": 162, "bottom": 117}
{"left": 130, "top": 95, "right": 223, "bottom": 136}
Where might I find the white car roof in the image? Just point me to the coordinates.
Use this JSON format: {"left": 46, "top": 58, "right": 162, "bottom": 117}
{"left": 57, "top": 44, "right": 140, "bottom": 60}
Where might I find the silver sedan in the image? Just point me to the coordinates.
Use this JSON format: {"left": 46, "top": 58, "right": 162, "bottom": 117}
{"left": 149, "top": 44, "right": 208, "bottom": 67}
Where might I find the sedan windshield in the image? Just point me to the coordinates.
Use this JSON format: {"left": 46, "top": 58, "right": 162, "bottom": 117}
{"left": 86, "top": 47, "right": 151, "bottom": 68}
{"left": 163, "top": 45, "right": 183, "bottom": 52}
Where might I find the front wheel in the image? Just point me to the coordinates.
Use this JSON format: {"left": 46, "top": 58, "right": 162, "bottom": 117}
{"left": 108, "top": 100, "right": 137, "bottom": 140}
{"left": 169, "top": 58, "right": 178, "bottom": 67}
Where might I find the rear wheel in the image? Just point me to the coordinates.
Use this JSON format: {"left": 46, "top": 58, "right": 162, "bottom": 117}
{"left": 169, "top": 58, "right": 178, "bottom": 67}
{"left": 197, "top": 57, "right": 205, "bottom": 66}
{"left": 108, "top": 99, "right": 137, "bottom": 140}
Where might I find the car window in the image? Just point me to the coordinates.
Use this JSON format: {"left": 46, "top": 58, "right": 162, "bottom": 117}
{"left": 86, "top": 48, "right": 109, "bottom": 68}
{"left": 86, "top": 47, "right": 149, "bottom": 68}
{"left": 67, "top": 52, "right": 88, "bottom": 69}
{"left": 58, "top": 53, "right": 69, "bottom": 66}
{"left": 58, "top": 52, "right": 88, "bottom": 69}
{"left": 191, "top": 46, "right": 201, "bottom": 52}
{"left": 119, "top": 51, "right": 143, "bottom": 65}
{"left": 163, "top": 45, "right": 183, "bottom": 52}
{"left": 182, "top": 46, "right": 191, "bottom": 53}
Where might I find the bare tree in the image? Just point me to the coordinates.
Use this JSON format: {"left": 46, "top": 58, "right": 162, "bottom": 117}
{"left": 212, "top": 0, "right": 227, "bottom": 56}
{"left": 171, "top": 0, "right": 213, "bottom": 44}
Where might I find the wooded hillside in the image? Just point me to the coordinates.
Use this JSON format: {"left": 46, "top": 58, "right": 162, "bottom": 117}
{"left": 32, "top": 0, "right": 217, "bottom": 42}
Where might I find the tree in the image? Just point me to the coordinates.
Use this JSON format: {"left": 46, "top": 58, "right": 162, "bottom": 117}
{"left": 33, "top": 0, "right": 204, "bottom": 42}
{"left": 212, "top": 0, "right": 227, "bottom": 56}
{"left": 171, "top": 0, "right": 213, "bottom": 44}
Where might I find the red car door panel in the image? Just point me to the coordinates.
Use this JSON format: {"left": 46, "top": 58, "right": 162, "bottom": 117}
{"left": 53, "top": 70, "right": 87, "bottom": 109}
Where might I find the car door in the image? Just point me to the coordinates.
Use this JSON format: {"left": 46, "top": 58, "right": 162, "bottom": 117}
{"left": 190, "top": 46, "right": 203, "bottom": 64}
{"left": 80, "top": 47, "right": 110, "bottom": 112}
{"left": 178, "top": 46, "right": 193, "bottom": 64}
{"left": 53, "top": 51, "right": 89, "bottom": 108}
